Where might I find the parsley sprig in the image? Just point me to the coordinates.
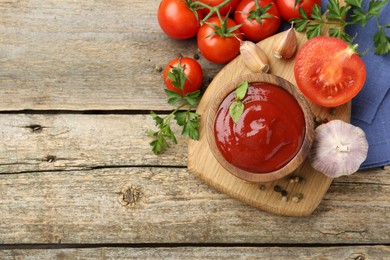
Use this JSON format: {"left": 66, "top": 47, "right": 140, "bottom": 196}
{"left": 229, "top": 81, "right": 248, "bottom": 123}
{"left": 291, "top": 0, "right": 390, "bottom": 55}
{"left": 148, "top": 61, "right": 201, "bottom": 155}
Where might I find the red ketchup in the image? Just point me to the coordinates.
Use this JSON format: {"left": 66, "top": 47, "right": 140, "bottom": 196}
{"left": 214, "top": 83, "right": 305, "bottom": 173}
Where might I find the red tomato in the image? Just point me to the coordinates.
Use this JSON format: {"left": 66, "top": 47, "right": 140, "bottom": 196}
{"left": 294, "top": 36, "right": 366, "bottom": 107}
{"left": 234, "top": 0, "right": 281, "bottom": 42}
{"left": 198, "top": 0, "right": 241, "bottom": 16}
{"left": 157, "top": 0, "right": 203, "bottom": 40}
{"left": 163, "top": 57, "right": 203, "bottom": 95}
{"left": 276, "top": 0, "right": 321, "bottom": 21}
{"left": 197, "top": 16, "right": 243, "bottom": 64}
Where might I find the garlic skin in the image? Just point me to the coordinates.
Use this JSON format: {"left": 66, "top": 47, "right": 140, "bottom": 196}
{"left": 272, "top": 27, "right": 297, "bottom": 59}
{"left": 309, "top": 120, "right": 369, "bottom": 178}
{"left": 240, "top": 40, "right": 270, "bottom": 73}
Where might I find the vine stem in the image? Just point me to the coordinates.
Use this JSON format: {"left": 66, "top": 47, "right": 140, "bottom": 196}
{"left": 192, "top": 0, "right": 232, "bottom": 23}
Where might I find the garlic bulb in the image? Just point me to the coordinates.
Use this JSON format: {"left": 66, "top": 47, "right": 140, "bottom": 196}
{"left": 272, "top": 26, "right": 297, "bottom": 59}
{"left": 240, "top": 40, "right": 270, "bottom": 73}
{"left": 309, "top": 120, "right": 368, "bottom": 178}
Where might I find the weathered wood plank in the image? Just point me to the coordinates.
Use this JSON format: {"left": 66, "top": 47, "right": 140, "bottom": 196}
{"left": 0, "top": 114, "right": 187, "bottom": 172}
{"left": 0, "top": 167, "right": 389, "bottom": 244}
{"left": 0, "top": 0, "right": 222, "bottom": 111}
{"left": 0, "top": 246, "right": 389, "bottom": 259}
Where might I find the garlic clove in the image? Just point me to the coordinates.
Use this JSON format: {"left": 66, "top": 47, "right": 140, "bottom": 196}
{"left": 272, "top": 27, "right": 297, "bottom": 59}
{"left": 240, "top": 40, "right": 270, "bottom": 73}
{"left": 309, "top": 120, "right": 369, "bottom": 178}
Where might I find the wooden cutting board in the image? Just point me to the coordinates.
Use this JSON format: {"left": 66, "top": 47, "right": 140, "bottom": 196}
{"left": 188, "top": 26, "right": 350, "bottom": 217}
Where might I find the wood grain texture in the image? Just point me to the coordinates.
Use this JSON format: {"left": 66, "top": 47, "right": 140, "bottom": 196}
{"left": 0, "top": 246, "right": 389, "bottom": 259}
{"left": 0, "top": 167, "right": 389, "bottom": 244}
{"left": 2, "top": 172, "right": 387, "bottom": 246}
{"left": 1, "top": 0, "right": 389, "bottom": 256}
{"left": 0, "top": 114, "right": 187, "bottom": 173}
{"left": 0, "top": 0, "right": 222, "bottom": 111}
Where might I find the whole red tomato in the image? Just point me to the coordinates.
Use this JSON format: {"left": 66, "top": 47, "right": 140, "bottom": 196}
{"left": 198, "top": 0, "right": 241, "bottom": 16}
{"left": 234, "top": 0, "right": 281, "bottom": 42}
{"left": 197, "top": 16, "right": 243, "bottom": 64}
{"left": 157, "top": 0, "right": 203, "bottom": 40}
{"left": 294, "top": 36, "right": 366, "bottom": 107}
{"left": 163, "top": 57, "right": 203, "bottom": 95}
{"left": 276, "top": 0, "right": 321, "bottom": 21}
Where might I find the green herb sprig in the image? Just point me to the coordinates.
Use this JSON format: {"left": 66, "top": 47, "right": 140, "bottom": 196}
{"left": 291, "top": 0, "right": 390, "bottom": 55}
{"left": 148, "top": 61, "right": 201, "bottom": 155}
{"left": 229, "top": 81, "right": 249, "bottom": 123}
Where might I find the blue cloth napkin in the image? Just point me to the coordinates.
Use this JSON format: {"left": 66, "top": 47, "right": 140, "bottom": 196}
{"left": 285, "top": 0, "right": 390, "bottom": 169}
{"left": 342, "top": 1, "right": 390, "bottom": 168}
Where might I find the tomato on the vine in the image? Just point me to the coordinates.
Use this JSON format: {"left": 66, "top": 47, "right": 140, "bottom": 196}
{"left": 197, "top": 16, "right": 243, "bottom": 64}
{"left": 157, "top": 0, "right": 203, "bottom": 40}
{"left": 276, "top": 0, "right": 321, "bottom": 21}
{"left": 198, "top": 0, "right": 241, "bottom": 16}
{"left": 294, "top": 36, "right": 366, "bottom": 107}
{"left": 234, "top": 0, "right": 281, "bottom": 42}
{"left": 163, "top": 57, "right": 203, "bottom": 95}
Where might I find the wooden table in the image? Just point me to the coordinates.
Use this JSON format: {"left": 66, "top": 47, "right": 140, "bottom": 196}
{"left": 1, "top": 0, "right": 389, "bottom": 258}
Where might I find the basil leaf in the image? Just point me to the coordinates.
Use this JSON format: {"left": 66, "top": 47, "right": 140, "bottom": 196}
{"left": 229, "top": 101, "right": 245, "bottom": 123}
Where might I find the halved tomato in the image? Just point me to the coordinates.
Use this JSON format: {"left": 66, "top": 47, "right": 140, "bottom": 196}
{"left": 294, "top": 36, "right": 366, "bottom": 107}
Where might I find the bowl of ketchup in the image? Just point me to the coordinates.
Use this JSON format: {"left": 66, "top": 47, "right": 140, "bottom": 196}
{"left": 206, "top": 73, "right": 314, "bottom": 183}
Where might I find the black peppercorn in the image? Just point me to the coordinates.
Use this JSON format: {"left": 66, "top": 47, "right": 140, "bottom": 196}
{"left": 274, "top": 185, "right": 282, "bottom": 193}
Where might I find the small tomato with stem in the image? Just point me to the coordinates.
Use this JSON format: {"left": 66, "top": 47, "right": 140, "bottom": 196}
{"left": 197, "top": 15, "right": 243, "bottom": 64}
{"left": 163, "top": 57, "right": 203, "bottom": 95}
{"left": 276, "top": 0, "right": 321, "bottom": 21}
{"left": 157, "top": 0, "right": 203, "bottom": 40}
{"left": 234, "top": 0, "right": 282, "bottom": 42}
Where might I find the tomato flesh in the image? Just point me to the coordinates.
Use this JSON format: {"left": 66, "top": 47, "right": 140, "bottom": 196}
{"left": 294, "top": 36, "right": 366, "bottom": 107}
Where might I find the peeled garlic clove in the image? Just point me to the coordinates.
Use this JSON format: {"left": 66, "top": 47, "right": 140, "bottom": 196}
{"left": 272, "top": 27, "right": 297, "bottom": 59}
{"left": 240, "top": 40, "right": 270, "bottom": 73}
{"left": 309, "top": 120, "right": 368, "bottom": 178}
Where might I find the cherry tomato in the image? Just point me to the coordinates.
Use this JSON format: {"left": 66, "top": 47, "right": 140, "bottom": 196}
{"left": 157, "top": 0, "right": 203, "bottom": 40}
{"left": 234, "top": 0, "right": 281, "bottom": 42}
{"left": 198, "top": 0, "right": 241, "bottom": 16}
{"left": 197, "top": 16, "right": 243, "bottom": 64}
{"left": 276, "top": 0, "right": 321, "bottom": 21}
{"left": 294, "top": 36, "right": 366, "bottom": 107}
{"left": 163, "top": 57, "right": 203, "bottom": 95}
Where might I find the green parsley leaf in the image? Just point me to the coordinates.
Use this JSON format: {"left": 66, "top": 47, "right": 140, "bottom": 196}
{"left": 345, "top": 0, "right": 363, "bottom": 8}
{"left": 184, "top": 90, "right": 201, "bottom": 105}
{"left": 174, "top": 111, "right": 187, "bottom": 126}
{"left": 165, "top": 89, "right": 183, "bottom": 105}
{"left": 167, "top": 64, "right": 187, "bottom": 91}
{"left": 150, "top": 110, "right": 161, "bottom": 123}
{"left": 182, "top": 120, "right": 200, "bottom": 140}
{"left": 349, "top": 8, "right": 368, "bottom": 26}
{"left": 368, "top": 0, "right": 388, "bottom": 16}
{"left": 373, "top": 26, "right": 390, "bottom": 55}
{"left": 310, "top": 4, "right": 324, "bottom": 21}
{"left": 326, "top": 0, "right": 351, "bottom": 20}
{"left": 307, "top": 24, "right": 322, "bottom": 38}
